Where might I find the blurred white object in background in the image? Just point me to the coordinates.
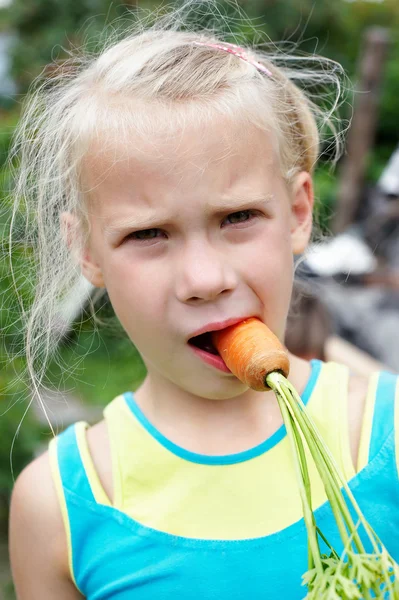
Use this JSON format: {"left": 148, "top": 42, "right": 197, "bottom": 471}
{"left": 378, "top": 144, "right": 399, "bottom": 196}
{"left": 0, "top": 32, "right": 17, "bottom": 97}
{"left": 306, "top": 229, "right": 378, "bottom": 277}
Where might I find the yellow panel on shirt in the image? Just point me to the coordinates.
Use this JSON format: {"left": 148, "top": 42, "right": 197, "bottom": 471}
{"left": 81, "top": 361, "right": 372, "bottom": 540}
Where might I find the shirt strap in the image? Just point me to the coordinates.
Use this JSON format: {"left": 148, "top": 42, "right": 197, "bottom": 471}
{"left": 50, "top": 421, "right": 111, "bottom": 506}
{"left": 357, "top": 371, "right": 399, "bottom": 471}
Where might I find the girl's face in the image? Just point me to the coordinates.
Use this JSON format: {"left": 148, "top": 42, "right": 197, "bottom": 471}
{"left": 80, "top": 117, "right": 313, "bottom": 400}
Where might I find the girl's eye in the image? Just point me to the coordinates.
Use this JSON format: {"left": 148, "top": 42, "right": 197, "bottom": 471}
{"left": 224, "top": 210, "right": 257, "bottom": 226}
{"left": 126, "top": 228, "right": 164, "bottom": 242}
{"left": 125, "top": 210, "right": 258, "bottom": 244}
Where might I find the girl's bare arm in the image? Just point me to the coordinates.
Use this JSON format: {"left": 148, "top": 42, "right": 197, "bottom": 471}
{"left": 9, "top": 452, "right": 84, "bottom": 599}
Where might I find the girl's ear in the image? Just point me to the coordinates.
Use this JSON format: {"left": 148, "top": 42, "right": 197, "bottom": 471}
{"left": 60, "top": 212, "right": 106, "bottom": 288}
{"left": 289, "top": 171, "right": 314, "bottom": 255}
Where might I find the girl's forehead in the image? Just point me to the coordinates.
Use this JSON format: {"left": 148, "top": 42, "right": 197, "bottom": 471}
{"left": 82, "top": 118, "right": 277, "bottom": 197}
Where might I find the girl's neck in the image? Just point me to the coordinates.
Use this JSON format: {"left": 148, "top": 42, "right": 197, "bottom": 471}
{"left": 133, "top": 354, "right": 313, "bottom": 456}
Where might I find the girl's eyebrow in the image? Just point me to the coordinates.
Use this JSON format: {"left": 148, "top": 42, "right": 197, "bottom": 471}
{"left": 206, "top": 193, "right": 274, "bottom": 212}
{"left": 103, "top": 194, "right": 274, "bottom": 237}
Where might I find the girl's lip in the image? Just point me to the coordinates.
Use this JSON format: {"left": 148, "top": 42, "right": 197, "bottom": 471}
{"left": 187, "top": 316, "right": 252, "bottom": 342}
{"left": 188, "top": 344, "right": 231, "bottom": 373}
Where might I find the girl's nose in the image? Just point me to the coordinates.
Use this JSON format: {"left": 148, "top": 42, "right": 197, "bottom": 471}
{"left": 175, "top": 240, "right": 238, "bottom": 303}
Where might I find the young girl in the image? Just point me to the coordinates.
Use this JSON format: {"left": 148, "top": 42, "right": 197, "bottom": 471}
{"left": 7, "top": 6, "right": 399, "bottom": 599}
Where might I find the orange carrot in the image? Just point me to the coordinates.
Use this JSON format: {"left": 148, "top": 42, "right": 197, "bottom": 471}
{"left": 212, "top": 317, "right": 290, "bottom": 391}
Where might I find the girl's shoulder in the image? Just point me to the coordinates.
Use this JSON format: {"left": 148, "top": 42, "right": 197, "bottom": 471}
{"left": 309, "top": 358, "right": 397, "bottom": 476}
{"left": 345, "top": 364, "right": 398, "bottom": 474}
{"left": 9, "top": 417, "right": 112, "bottom": 597}
{"left": 85, "top": 418, "right": 114, "bottom": 503}
{"left": 9, "top": 449, "right": 84, "bottom": 598}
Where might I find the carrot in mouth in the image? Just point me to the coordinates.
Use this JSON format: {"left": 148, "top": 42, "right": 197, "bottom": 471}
{"left": 212, "top": 318, "right": 399, "bottom": 599}
{"left": 212, "top": 317, "right": 289, "bottom": 391}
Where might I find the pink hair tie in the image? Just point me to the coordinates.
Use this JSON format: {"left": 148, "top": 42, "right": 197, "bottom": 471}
{"left": 193, "top": 41, "right": 273, "bottom": 78}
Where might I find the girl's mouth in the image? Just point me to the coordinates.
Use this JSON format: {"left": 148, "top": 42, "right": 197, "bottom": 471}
{"left": 188, "top": 332, "right": 231, "bottom": 373}
{"left": 188, "top": 331, "right": 219, "bottom": 355}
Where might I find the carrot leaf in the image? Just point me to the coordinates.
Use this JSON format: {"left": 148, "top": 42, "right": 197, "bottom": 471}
{"left": 266, "top": 371, "right": 399, "bottom": 599}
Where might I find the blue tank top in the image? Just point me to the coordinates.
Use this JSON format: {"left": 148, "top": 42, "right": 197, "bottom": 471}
{"left": 49, "top": 360, "right": 399, "bottom": 598}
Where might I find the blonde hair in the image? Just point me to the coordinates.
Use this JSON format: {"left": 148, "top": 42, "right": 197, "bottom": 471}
{"left": 7, "top": 1, "right": 348, "bottom": 432}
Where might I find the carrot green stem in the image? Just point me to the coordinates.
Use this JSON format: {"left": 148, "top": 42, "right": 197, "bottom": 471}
{"left": 266, "top": 371, "right": 397, "bottom": 600}
{"left": 281, "top": 380, "right": 364, "bottom": 552}
{"left": 276, "top": 376, "right": 377, "bottom": 553}
{"left": 290, "top": 422, "right": 319, "bottom": 571}
{"left": 274, "top": 389, "right": 323, "bottom": 573}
